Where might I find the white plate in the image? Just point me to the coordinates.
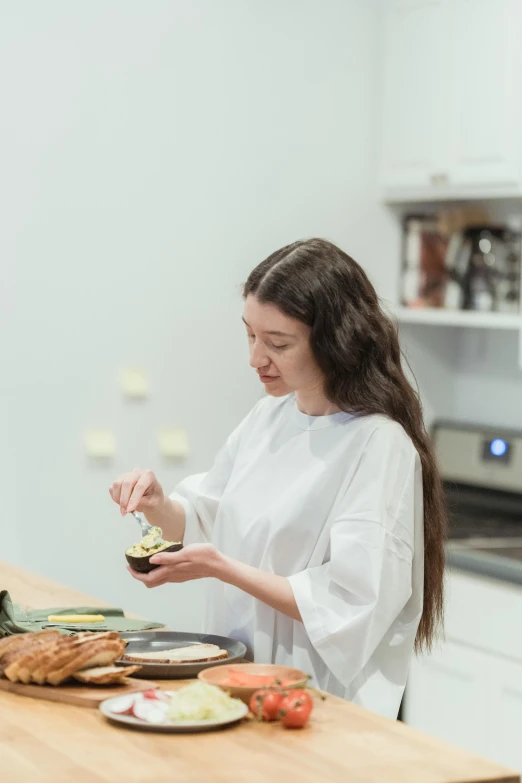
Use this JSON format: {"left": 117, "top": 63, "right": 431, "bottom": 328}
{"left": 99, "top": 692, "right": 249, "bottom": 733}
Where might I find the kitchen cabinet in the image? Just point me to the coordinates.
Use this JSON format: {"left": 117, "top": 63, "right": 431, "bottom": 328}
{"left": 404, "top": 568, "right": 522, "bottom": 771}
{"left": 407, "top": 646, "right": 522, "bottom": 772}
{"left": 447, "top": 0, "right": 522, "bottom": 190}
{"left": 493, "top": 658, "right": 522, "bottom": 772}
{"left": 405, "top": 640, "right": 492, "bottom": 757}
{"left": 381, "top": 0, "right": 447, "bottom": 192}
{"left": 380, "top": 0, "right": 522, "bottom": 200}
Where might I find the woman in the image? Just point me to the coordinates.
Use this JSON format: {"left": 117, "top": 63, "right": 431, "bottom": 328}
{"left": 109, "top": 238, "right": 446, "bottom": 719}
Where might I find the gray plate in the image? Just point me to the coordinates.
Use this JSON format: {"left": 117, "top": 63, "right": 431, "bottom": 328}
{"left": 116, "top": 631, "right": 247, "bottom": 679}
{"left": 99, "top": 692, "right": 248, "bottom": 733}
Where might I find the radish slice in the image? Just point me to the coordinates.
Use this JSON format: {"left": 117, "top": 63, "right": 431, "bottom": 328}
{"left": 132, "top": 700, "right": 169, "bottom": 724}
{"left": 141, "top": 689, "right": 169, "bottom": 701}
{"left": 110, "top": 694, "right": 139, "bottom": 715}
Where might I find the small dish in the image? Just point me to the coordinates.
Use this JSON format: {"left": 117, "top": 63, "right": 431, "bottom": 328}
{"left": 198, "top": 663, "right": 309, "bottom": 703}
{"left": 99, "top": 691, "right": 249, "bottom": 733}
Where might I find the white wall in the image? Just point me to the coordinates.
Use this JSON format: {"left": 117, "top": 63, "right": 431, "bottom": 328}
{"left": 1, "top": 0, "right": 392, "bottom": 627}
{"left": 399, "top": 327, "right": 522, "bottom": 434}
{"left": 398, "top": 325, "right": 458, "bottom": 430}
{"left": 452, "top": 330, "right": 522, "bottom": 428}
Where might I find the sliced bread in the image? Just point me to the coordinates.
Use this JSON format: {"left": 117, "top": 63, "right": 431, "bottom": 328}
{"left": 46, "top": 637, "right": 126, "bottom": 686}
{"left": 121, "top": 643, "right": 228, "bottom": 664}
{"left": 73, "top": 665, "right": 141, "bottom": 684}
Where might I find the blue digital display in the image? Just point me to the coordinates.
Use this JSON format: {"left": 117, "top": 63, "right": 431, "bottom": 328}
{"left": 490, "top": 438, "right": 508, "bottom": 457}
{"left": 482, "top": 437, "right": 511, "bottom": 464}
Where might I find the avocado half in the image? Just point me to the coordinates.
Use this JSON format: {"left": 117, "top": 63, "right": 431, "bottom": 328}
{"left": 125, "top": 542, "right": 184, "bottom": 574}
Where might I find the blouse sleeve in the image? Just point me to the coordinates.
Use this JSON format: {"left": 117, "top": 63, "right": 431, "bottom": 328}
{"left": 287, "top": 421, "right": 423, "bottom": 689}
{"left": 169, "top": 407, "right": 254, "bottom": 545}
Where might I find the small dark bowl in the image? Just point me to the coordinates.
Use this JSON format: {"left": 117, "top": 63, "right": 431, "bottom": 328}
{"left": 125, "top": 542, "right": 183, "bottom": 573}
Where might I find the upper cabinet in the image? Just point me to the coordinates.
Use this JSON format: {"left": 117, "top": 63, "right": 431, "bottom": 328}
{"left": 381, "top": 0, "right": 447, "bottom": 192}
{"left": 380, "top": 0, "right": 522, "bottom": 201}
{"left": 447, "top": 0, "right": 522, "bottom": 189}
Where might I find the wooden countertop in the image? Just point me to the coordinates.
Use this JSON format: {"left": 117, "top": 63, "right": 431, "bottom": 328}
{"left": 1, "top": 560, "right": 519, "bottom": 783}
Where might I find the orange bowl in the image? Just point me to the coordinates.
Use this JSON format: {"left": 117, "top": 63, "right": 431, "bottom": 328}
{"left": 197, "top": 663, "right": 308, "bottom": 704}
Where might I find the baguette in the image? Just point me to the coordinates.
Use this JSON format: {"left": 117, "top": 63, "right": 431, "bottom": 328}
{"left": 1, "top": 631, "right": 61, "bottom": 680}
{"left": 46, "top": 637, "right": 126, "bottom": 685}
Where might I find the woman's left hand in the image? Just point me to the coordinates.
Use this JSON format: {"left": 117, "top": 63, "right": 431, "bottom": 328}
{"left": 127, "top": 544, "right": 226, "bottom": 588}
{"left": 127, "top": 542, "right": 302, "bottom": 621}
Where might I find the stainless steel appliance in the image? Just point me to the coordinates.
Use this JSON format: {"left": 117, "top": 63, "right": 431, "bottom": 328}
{"left": 434, "top": 421, "right": 522, "bottom": 579}
{"left": 457, "top": 226, "right": 520, "bottom": 313}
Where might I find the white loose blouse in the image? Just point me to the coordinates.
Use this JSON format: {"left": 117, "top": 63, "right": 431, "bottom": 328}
{"left": 171, "top": 393, "right": 424, "bottom": 719}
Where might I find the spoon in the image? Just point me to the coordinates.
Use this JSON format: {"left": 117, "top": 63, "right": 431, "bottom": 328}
{"left": 130, "top": 511, "right": 164, "bottom": 545}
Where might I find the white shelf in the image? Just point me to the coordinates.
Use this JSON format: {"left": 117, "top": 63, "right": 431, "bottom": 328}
{"left": 382, "top": 187, "right": 522, "bottom": 205}
{"left": 395, "top": 307, "right": 521, "bottom": 330}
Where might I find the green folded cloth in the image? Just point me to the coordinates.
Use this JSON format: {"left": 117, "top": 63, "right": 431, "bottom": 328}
{"left": 0, "top": 590, "right": 165, "bottom": 636}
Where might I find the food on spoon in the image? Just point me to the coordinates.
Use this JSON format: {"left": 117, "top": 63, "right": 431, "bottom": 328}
{"left": 121, "top": 643, "right": 228, "bottom": 665}
{"left": 125, "top": 526, "right": 183, "bottom": 573}
{"left": 126, "top": 526, "right": 165, "bottom": 557}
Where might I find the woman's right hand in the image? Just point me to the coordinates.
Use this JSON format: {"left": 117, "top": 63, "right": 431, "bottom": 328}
{"left": 109, "top": 469, "right": 165, "bottom": 517}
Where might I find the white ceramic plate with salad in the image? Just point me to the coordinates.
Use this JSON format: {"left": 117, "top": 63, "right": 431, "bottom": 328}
{"left": 99, "top": 682, "right": 249, "bottom": 733}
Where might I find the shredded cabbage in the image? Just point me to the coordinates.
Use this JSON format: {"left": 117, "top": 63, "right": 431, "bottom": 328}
{"left": 166, "top": 682, "right": 244, "bottom": 722}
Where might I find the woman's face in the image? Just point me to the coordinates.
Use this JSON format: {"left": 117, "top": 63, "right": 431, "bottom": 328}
{"left": 243, "top": 295, "right": 324, "bottom": 397}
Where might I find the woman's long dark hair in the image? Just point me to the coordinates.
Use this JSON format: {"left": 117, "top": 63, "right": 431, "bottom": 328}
{"left": 243, "top": 238, "right": 446, "bottom": 652}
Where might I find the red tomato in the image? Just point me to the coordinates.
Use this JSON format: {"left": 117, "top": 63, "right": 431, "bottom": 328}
{"left": 249, "top": 689, "right": 285, "bottom": 721}
{"left": 278, "top": 690, "right": 313, "bottom": 728}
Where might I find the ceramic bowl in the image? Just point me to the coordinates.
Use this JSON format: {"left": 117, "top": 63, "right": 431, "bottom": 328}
{"left": 198, "top": 663, "right": 309, "bottom": 703}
